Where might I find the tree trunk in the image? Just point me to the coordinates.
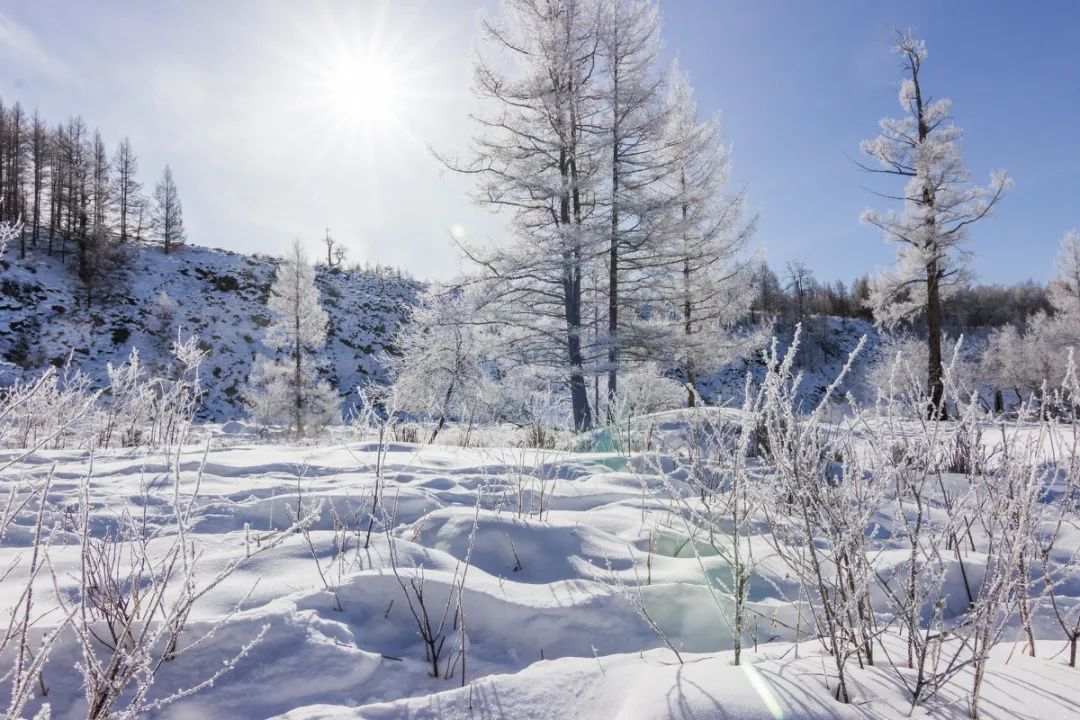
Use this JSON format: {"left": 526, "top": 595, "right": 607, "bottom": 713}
{"left": 682, "top": 191, "right": 694, "bottom": 408}
{"left": 607, "top": 168, "right": 619, "bottom": 422}
{"left": 913, "top": 59, "right": 947, "bottom": 421}
{"left": 294, "top": 281, "right": 304, "bottom": 437}
{"left": 430, "top": 377, "right": 456, "bottom": 444}
{"left": 563, "top": 100, "right": 592, "bottom": 433}
{"left": 607, "top": 51, "right": 621, "bottom": 424}
{"left": 926, "top": 258, "right": 946, "bottom": 419}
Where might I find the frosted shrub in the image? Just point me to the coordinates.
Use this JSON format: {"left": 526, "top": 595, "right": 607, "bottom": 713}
{"left": 0, "top": 334, "right": 205, "bottom": 452}
{"left": 62, "top": 445, "right": 313, "bottom": 719}
{"left": 751, "top": 331, "right": 882, "bottom": 703}
{"left": 0, "top": 218, "right": 18, "bottom": 257}
{"left": 101, "top": 348, "right": 156, "bottom": 448}
{"left": 146, "top": 291, "right": 180, "bottom": 343}
{"left": 867, "top": 333, "right": 979, "bottom": 412}
{"left": 495, "top": 370, "right": 570, "bottom": 449}
{"left": 388, "top": 285, "right": 492, "bottom": 444}
{"left": 606, "top": 363, "right": 685, "bottom": 454}
{"left": 0, "top": 360, "right": 98, "bottom": 450}
{"left": 650, "top": 375, "right": 765, "bottom": 666}
{"left": 148, "top": 333, "right": 206, "bottom": 449}
{"left": 642, "top": 326, "right": 1080, "bottom": 714}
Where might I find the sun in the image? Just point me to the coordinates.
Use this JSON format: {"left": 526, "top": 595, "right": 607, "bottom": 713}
{"left": 316, "top": 50, "right": 404, "bottom": 131}
{"left": 279, "top": 3, "right": 445, "bottom": 174}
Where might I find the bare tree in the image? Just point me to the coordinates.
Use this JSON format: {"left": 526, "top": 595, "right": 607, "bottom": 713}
{"left": 322, "top": 227, "right": 337, "bottom": 266}
{"left": 153, "top": 164, "right": 185, "bottom": 254}
{"left": 112, "top": 137, "right": 142, "bottom": 245}
{"left": 28, "top": 111, "right": 47, "bottom": 256}
{"left": 785, "top": 261, "right": 813, "bottom": 323}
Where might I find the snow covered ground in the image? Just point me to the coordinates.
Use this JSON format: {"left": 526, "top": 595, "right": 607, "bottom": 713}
{"left": 3, "top": 431, "right": 1079, "bottom": 719}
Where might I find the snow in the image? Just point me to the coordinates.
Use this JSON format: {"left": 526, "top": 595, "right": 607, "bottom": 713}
{"left": 0, "top": 243, "right": 418, "bottom": 420}
{"left": 3, "top": 435, "right": 1079, "bottom": 719}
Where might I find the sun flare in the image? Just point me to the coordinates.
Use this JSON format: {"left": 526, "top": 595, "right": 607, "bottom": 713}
{"left": 319, "top": 52, "right": 403, "bottom": 130}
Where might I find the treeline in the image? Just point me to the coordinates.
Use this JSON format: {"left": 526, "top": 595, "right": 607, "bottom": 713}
{"left": 0, "top": 96, "right": 185, "bottom": 303}
{"left": 751, "top": 260, "right": 1051, "bottom": 334}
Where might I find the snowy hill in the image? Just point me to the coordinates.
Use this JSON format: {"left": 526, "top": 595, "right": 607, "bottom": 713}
{"left": 0, "top": 244, "right": 420, "bottom": 419}
{"left": 697, "top": 316, "right": 886, "bottom": 409}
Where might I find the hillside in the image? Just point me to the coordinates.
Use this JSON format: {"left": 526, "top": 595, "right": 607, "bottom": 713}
{"left": 696, "top": 316, "right": 886, "bottom": 410}
{"left": 0, "top": 244, "right": 420, "bottom": 420}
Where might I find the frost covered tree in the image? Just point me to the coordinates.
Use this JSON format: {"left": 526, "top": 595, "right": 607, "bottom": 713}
{"left": 597, "top": 0, "right": 669, "bottom": 411}
{"left": 441, "top": 1, "right": 764, "bottom": 422}
{"left": 246, "top": 240, "right": 339, "bottom": 436}
{"left": 153, "top": 164, "right": 185, "bottom": 254}
{"left": 656, "top": 65, "right": 758, "bottom": 406}
{"left": 445, "top": 0, "right": 604, "bottom": 431}
{"left": 389, "top": 286, "right": 491, "bottom": 443}
{"left": 984, "top": 229, "right": 1080, "bottom": 398}
{"left": 90, "top": 130, "right": 111, "bottom": 236}
{"left": 859, "top": 30, "right": 1009, "bottom": 416}
{"left": 1049, "top": 229, "right": 1080, "bottom": 316}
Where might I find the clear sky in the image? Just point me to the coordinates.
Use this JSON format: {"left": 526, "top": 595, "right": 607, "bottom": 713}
{"left": 1, "top": 1, "right": 1076, "bottom": 285}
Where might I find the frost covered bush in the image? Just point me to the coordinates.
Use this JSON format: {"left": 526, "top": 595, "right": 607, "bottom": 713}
{"left": 0, "top": 441, "right": 314, "bottom": 718}
{"left": 0, "top": 334, "right": 205, "bottom": 451}
{"left": 146, "top": 290, "right": 180, "bottom": 342}
{"left": 608, "top": 363, "right": 685, "bottom": 423}
{"left": 867, "top": 333, "right": 979, "bottom": 410}
{"left": 388, "top": 286, "right": 493, "bottom": 443}
{"left": 0, "top": 360, "right": 99, "bottom": 449}
{"left": 640, "top": 324, "right": 1080, "bottom": 716}
{"left": 493, "top": 370, "right": 572, "bottom": 449}
{"left": 606, "top": 363, "right": 685, "bottom": 453}
{"left": 0, "top": 335, "right": 307, "bottom": 717}
{"left": 0, "top": 217, "right": 18, "bottom": 258}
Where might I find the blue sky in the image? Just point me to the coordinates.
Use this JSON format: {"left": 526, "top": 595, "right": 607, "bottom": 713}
{"left": 0, "top": 1, "right": 1076, "bottom": 284}
{"left": 658, "top": 1, "right": 1080, "bottom": 285}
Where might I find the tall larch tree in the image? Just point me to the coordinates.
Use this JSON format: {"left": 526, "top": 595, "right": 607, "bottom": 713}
{"left": 112, "top": 138, "right": 141, "bottom": 245}
{"left": 47, "top": 122, "right": 66, "bottom": 256}
{"left": 29, "top": 111, "right": 47, "bottom": 255}
{"left": 3, "top": 103, "right": 27, "bottom": 256}
{"left": 860, "top": 31, "right": 1010, "bottom": 417}
{"left": 153, "top": 165, "right": 185, "bottom": 254}
{"left": 247, "top": 240, "right": 339, "bottom": 436}
{"left": 448, "top": 0, "right": 604, "bottom": 431}
{"left": 60, "top": 116, "right": 91, "bottom": 277}
{"left": 597, "top": 0, "right": 668, "bottom": 416}
{"left": 659, "top": 65, "right": 757, "bottom": 406}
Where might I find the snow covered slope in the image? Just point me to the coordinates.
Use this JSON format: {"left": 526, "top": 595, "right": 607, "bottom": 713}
{"left": 697, "top": 316, "right": 885, "bottom": 409}
{"left": 0, "top": 244, "right": 420, "bottom": 419}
